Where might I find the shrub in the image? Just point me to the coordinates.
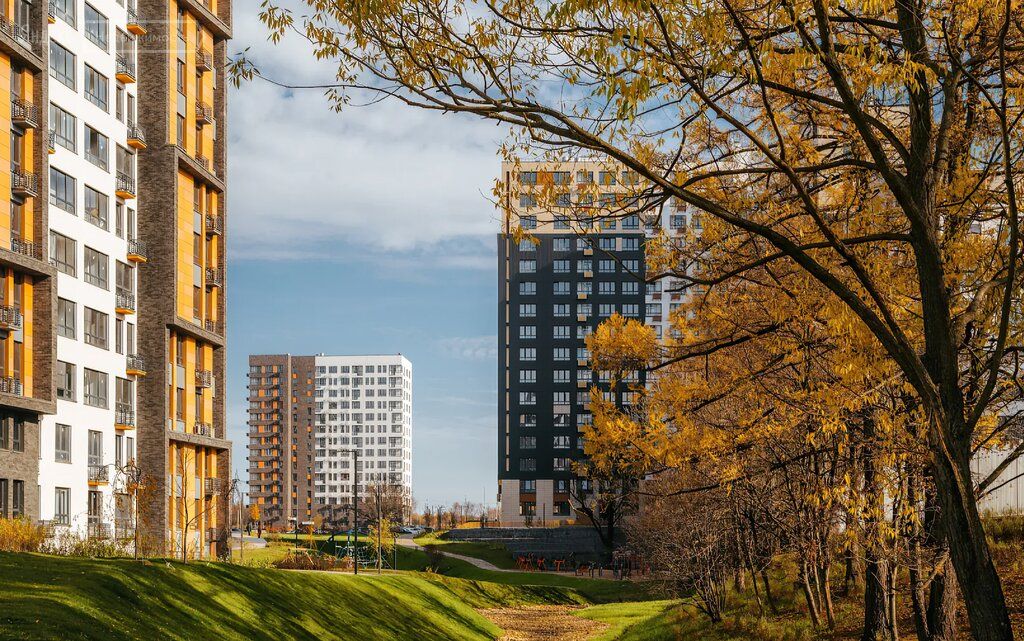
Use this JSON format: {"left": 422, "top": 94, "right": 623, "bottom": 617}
{"left": 274, "top": 550, "right": 346, "bottom": 571}
{"left": 0, "top": 518, "right": 46, "bottom": 552}
{"left": 41, "top": 530, "right": 128, "bottom": 558}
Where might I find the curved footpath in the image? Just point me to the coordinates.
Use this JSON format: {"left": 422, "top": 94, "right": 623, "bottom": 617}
{"left": 397, "top": 536, "right": 507, "bottom": 571}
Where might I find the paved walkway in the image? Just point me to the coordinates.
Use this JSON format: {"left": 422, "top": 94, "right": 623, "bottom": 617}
{"left": 396, "top": 536, "right": 507, "bottom": 571}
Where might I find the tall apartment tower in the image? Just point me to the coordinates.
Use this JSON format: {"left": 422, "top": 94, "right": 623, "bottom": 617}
{"left": 498, "top": 160, "right": 650, "bottom": 525}
{"left": 248, "top": 354, "right": 413, "bottom": 531}
{"left": 133, "top": 0, "right": 231, "bottom": 557}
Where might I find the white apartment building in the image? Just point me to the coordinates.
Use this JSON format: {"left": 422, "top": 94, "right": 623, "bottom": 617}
{"left": 313, "top": 355, "right": 413, "bottom": 515}
{"left": 38, "top": 0, "right": 143, "bottom": 540}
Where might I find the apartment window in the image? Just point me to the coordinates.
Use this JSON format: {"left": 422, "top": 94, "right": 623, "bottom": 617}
{"left": 553, "top": 304, "right": 570, "bottom": 317}
{"left": 518, "top": 193, "right": 536, "bottom": 207}
{"left": 554, "top": 435, "right": 571, "bottom": 449}
{"left": 598, "top": 281, "right": 616, "bottom": 295}
{"left": 519, "top": 347, "right": 536, "bottom": 361}
{"left": 519, "top": 172, "right": 537, "bottom": 185}
{"left": 622, "top": 214, "right": 640, "bottom": 229}
{"left": 54, "top": 0, "right": 74, "bottom": 25}
{"left": 622, "top": 304, "right": 640, "bottom": 318}
{"left": 671, "top": 214, "right": 686, "bottom": 229}
{"left": 84, "top": 187, "right": 109, "bottom": 230}
{"left": 55, "top": 424, "right": 71, "bottom": 462}
{"left": 553, "top": 326, "right": 570, "bottom": 339}
{"left": 553, "top": 370, "right": 570, "bottom": 383}
{"left": 552, "top": 259, "right": 569, "bottom": 274}
{"left": 519, "top": 414, "right": 537, "bottom": 428}
{"left": 84, "top": 4, "right": 109, "bottom": 50}
{"left": 115, "top": 434, "right": 123, "bottom": 468}
{"left": 553, "top": 347, "right": 570, "bottom": 361}
{"left": 11, "top": 481, "right": 23, "bottom": 518}
{"left": 518, "top": 325, "right": 536, "bottom": 340}
{"left": 553, "top": 281, "right": 570, "bottom": 295}
{"left": 84, "top": 66, "right": 109, "bottom": 111}
{"left": 521, "top": 479, "right": 536, "bottom": 493}
{"left": 57, "top": 298, "right": 75, "bottom": 338}
{"left": 553, "top": 458, "right": 571, "bottom": 472}
{"left": 84, "top": 308, "right": 108, "bottom": 349}
{"left": 555, "top": 193, "right": 571, "bottom": 207}
{"left": 577, "top": 281, "right": 592, "bottom": 295}
{"left": 519, "top": 458, "right": 536, "bottom": 472}
{"left": 518, "top": 259, "right": 536, "bottom": 273}
{"left": 517, "top": 239, "right": 535, "bottom": 252}
{"left": 518, "top": 282, "right": 536, "bottom": 295}
{"left": 518, "top": 392, "right": 536, "bottom": 405}
{"left": 115, "top": 203, "right": 124, "bottom": 238}
{"left": 176, "top": 114, "right": 185, "bottom": 145}
{"left": 84, "top": 247, "right": 108, "bottom": 288}
{"left": 622, "top": 281, "right": 640, "bottom": 295}
{"left": 50, "top": 104, "right": 76, "bottom": 151}
{"left": 49, "top": 168, "right": 76, "bottom": 213}
{"left": 519, "top": 215, "right": 537, "bottom": 230}
{"left": 519, "top": 436, "right": 536, "bottom": 449}
{"left": 622, "top": 237, "right": 640, "bottom": 251}
{"left": 57, "top": 360, "right": 75, "bottom": 401}
{"left": 84, "top": 128, "right": 109, "bottom": 171}
{"left": 553, "top": 391, "right": 571, "bottom": 404}
{"left": 50, "top": 232, "right": 76, "bottom": 276}
{"left": 518, "top": 303, "right": 536, "bottom": 317}
{"left": 519, "top": 370, "right": 536, "bottom": 384}
{"left": 0, "top": 479, "right": 6, "bottom": 518}
{"left": 623, "top": 259, "right": 639, "bottom": 272}
{"left": 49, "top": 41, "right": 76, "bottom": 89}
{"left": 84, "top": 368, "right": 108, "bottom": 408}
{"left": 11, "top": 420, "right": 23, "bottom": 452}
{"left": 599, "top": 303, "right": 615, "bottom": 317}
{"left": 599, "top": 259, "right": 615, "bottom": 273}
{"left": 553, "top": 238, "right": 570, "bottom": 252}
{"left": 115, "top": 318, "right": 123, "bottom": 354}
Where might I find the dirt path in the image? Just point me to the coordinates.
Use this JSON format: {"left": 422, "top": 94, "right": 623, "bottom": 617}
{"left": 478, "top": 606, "right": 609, "bottom": 641}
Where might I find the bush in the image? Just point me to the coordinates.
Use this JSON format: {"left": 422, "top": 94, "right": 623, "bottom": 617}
{"left": 0, "top": 518, "right": 46, "bottom": 552}
{"left": 41, "top": 530, "right": 129, "bottom": 558}
{"left": 274, "top": 550, "right": 348, "bottom": 571}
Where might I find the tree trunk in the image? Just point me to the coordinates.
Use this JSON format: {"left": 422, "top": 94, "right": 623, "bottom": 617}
{"left": 862, "top": 417, "right": 893, "bottom": 641}
{"left": 760, "top": 568, "right": 778, "bottom": 615}
{"left": 926, "top": 558, "right": 958, "bottom": 641}
{"left": 930, "top": 436, "right": 1013, "bottom": 641}
{"left": 801, "top": 561, "right": 822, "bottom": 628}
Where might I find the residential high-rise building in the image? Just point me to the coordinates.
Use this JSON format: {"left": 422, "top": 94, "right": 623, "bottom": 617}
{"left": 133, "top": 0, "right": 231, "bottom": 557}
{"left": 498, "top": 160, "right": 653, "bottom": 525}
{"left": 247, "top": 354, "right": 413, "bottom": 531}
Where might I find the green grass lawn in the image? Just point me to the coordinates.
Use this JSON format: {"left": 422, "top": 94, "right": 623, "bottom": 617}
{"left": 414, "top": 532, "right": 518, "bottom": 570}
{"left": 576, "top": 600, "right": 681, "bottom": 640}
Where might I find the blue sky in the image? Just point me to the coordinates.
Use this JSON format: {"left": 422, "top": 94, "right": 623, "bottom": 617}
{"left": 225, "top": 5, "right": 505, "bottom": 509}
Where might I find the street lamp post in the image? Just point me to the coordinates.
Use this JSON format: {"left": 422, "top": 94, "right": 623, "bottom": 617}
{"left": 336, "top": 448, "right": 360, "bottom": 575}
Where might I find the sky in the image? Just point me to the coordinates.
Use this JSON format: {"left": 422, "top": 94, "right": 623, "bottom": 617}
{"left": 225, "top": 4, "right": 505, "bottom": 510}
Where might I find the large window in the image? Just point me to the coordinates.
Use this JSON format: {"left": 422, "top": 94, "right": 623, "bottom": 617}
{"left": 84, "top": 186, "right": 108, "bottom": 228}
{"left": 84, "top": 66, "right": 109, "bottom": 111}
{"left": 49, "top": 167, "right": 76, "bottom": 213}
{"left": 57, "top": 361, "right": 75, "bottom": 400}
{"left": 53, "top": 0, "right": 74, "bottom": 25}
{"left": 55, "top": 424, "right": 71, "bottom": 462}
{"left": 84, "top": 127, "right": 108, "bottom": 170}
{"left": 50, "top": 104, "right": 76, "bottom": 151}
{"left": 84, "top": 4, "right": 109, "bottom": 50}
{"left": 84, "top": 247, "right": 108, "bottom": 289}
{"left": 49, "top": 232, "right": 76, "bottom": 276}
{"left": 54, "top": 487, "right": 70, "bottom": 525}
{"left": 518, "top": 281, "right": 536, "bottom": 295}
{"left": 49, "top": 41, "right": 76, "bottom": 89}
{"left": 84, "top": 307, "right": 108, "bottom": 349}
{"left": 84, "top": 368, "right": 108, "bottom": 408}
{"left": 57, "top": 298, "right": 75, "bottom": 338}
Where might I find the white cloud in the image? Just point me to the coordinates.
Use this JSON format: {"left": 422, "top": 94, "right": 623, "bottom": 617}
{"left": 227, "top": 5, "right": 503, "bottom": 266}
{"left": 435, "top": 336, "right": 498, "bottom": 361}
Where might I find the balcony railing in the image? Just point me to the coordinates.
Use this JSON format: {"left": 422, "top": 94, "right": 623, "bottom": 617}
{"left": 87, "top": 522, "right": 112, "bottom": 539}
{"left": 88, "top": 465, "right": 109, "bottom": 484}
{"left": 47, "top": 130, "right": 55, "bottom": 154}
{"left": 0, "top": 304, "right": 22, "bottom": 331}
{"left": 0, "top": 376, "right": 23, "bottom": 396}
{"left": 196, "top": 47, "right": 213, "bottom": 71}
{"left": 10, "top": 235, "right": 40, "bottom": 259}
{"left": 12, "top": 170, "right": 38, "bottom": 198}
{"left": 194, "top": 421, "right": 212, "bottom": 437}
{"left": 115, "top": 403, "right": 135, "bottom": 429}
{"left": 127, "top": 237, "right": 148, "bottom": 263}
{"left": 126, "top": 353, "right": 147, "bottom": 377}
{"left": 127, "top": 122, "right": 146, "bottom": 149}
{"left": 115, "top": 289, "right": 136, "bottom": 314}
{"left": 205, "top": 267, "right": 222, "bottom": 289}
{"left": 116, "top": 172, "right": 136, "bottom": 198}
{"left": 0, "top": 14, "right": 31, "bottom": 46}
{"left": 204, "top": 477, "right": 222, "bottom": 495}
{"left": 205, "top": 214, "right": 222, "bottom": 236}
{"left": 11, "top": 98, "right": 39, "bottom": 129}
{"left": 115, "top": 55, "right": 136, "bottom": 82}
{"left": 47, "top": 0, "right": 55, "bottom": 23}
{"left": 195, "top": 153, "right": 212, "bottom": 172}
{"left": 126, "top": 7, "right": 146, "bottom": 35}
{"left": 196, "top": 101, "right": 214, "bottom": 126}
{"left": 195, "top": 369, "right": 213, "bottom": 388}
{"left": 204, "top": 319, "right": 223, "bottom": 335}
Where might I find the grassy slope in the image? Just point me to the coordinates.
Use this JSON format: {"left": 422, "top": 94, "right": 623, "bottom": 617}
{"left": 0, "top": 553, "right": 505, "bottom": 641}
{"left": 576, "top": 600, "right": 681, "bottom": 640}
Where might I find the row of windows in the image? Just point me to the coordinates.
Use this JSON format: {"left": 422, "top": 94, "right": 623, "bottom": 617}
{"left": 518, "top": 258, "right": 639, "bottom": 275}
{"left": 518, "top": 347, "right": 589, "bottom": 361}
{"left": 51, "top": 167, "right": 137, "bottom": 232}
{"left": 519, "top": 213, "right": 641, "bottom": 230}
{"left": 56, "top": 297, "right": 135, "bottom": 352}
{"left": 51, "top": 423, "right": 134, "bottom": 469}
{"left": 51, "top": 105, "right": 136, "bottom": 175}
{"left": 517, "top": 391, "right": 639, "bottom": 405}
{"left": 517, "top": 458, "right": 575, "bottom": 472}
{"left": 50, "top": 231, "right": 135, "bottom": 293}
{"left": 0, "top": 479, "right": 26, "bottom": 519}
{"left": 519, "top": 237, "right": 641, "bottom": 252}
{"left": 0, "top": 417, "right": 26, "bottom": 453}
{"left": 517, "top": 302, "right": 640, "bottom": 318}
{"left": 51, "top": 40, "right": 131, "bottom": 112}
{"left": 56, "top": 361, "right": 132, "bottom": 409}
{"left": 517, "top": 435, "right": 582, "bottom": 450}
{"left": 518, "top": 318, "right": 638, "bottom": 340}
{"left": 519, "top": 479, "right": 590, "bottom": 493}
{"left": 519, "top": 170, "right": 638, "bottom": 186}
{"left": 517, "top": 280, "right": 641, "bottom": 296}
{"left": 517, "top": 369, "right": 639, "bottom": 384}
{"left": 518, "top": 413, "right": 592, "bottom": 428}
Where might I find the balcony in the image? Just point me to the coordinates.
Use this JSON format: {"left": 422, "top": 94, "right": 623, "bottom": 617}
{"left": 195, "top": 369, "right": 213, "bottom": 388}
{"left": 115, "top": 404, "right": 135, "bottom": 430}
{"left": 194, "top": 421, "right": 212, "bottom": 437}
{"left": 126, "top": 7, "right": 146, "bottom": 35}
{"left": 583, "top": 248, "right": 593, "bottom": 256}
{"left": 577, "top": 381, "right": 589, "bottom": 389}
{"left": 205, "top": 267, "right": 222, "bottom": 289}
{"left": 115, "top": 172, "right": 136, "bottom": 199}
{"left": 11, "top": 170, "right": 37, "bottom": 198}
{"left": 11, "top": 98, "right": 38, "bottom": 129}
{"left": 582, "top": 270, "right": 593, "bottom": 279}
{"left": 0, "top": 305, "right": 21, "bottom": 331}
{"left": 195, "top": 153, "right": 212, "bottom": 172}
{"left": 204, "top": 319, "right": 223, "bottom": 335}
{"left": 205, "top": 213, "right": 222, "bottom": 236}
{"left": 88, "top": 465, "right": 110, "bottom": 486}
{"left": 47, "top": 0, "right": 55, "bottom": 23}
{"left": 0, "top": 376, "right": 22, "bottom": 396}
{"left": 87, "top": 522, "right": 112, "bottom": 539}
{"left": 10, "top": 235, "right": 40, "bottom": 259}
{"left": 115, "top": 55, "right": 136, "bottom": 83}
{"left": 196, "top": 101, "right": 214, "bottom": 126}
{"left": 196, "top": 47, "right": 213, "bottom": 72}
{"left": 576, "top": 314, "right": 587, "bottom": 323}
{"left": 126, "top": 353, "right": 147, "bottom": 377}
{"left": 204, "top": 477, "right": 222, "bottom": 496}
{"left": 0, "top": 15, "right": 30, "bottom": 47}
{"left": 127, "top": 237, "right": 148, "bottom": 263}
{"left": 47, "top": 130, "right": 55, "bottom": 154}
{"left": 576, "top": 292, "right": 588, "bottom": 300}
{"left": 127, "top": 122, "right": 146, "bottom": 149}
{"left": 115, "top": 289, "right": 136, "bottom": 315}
